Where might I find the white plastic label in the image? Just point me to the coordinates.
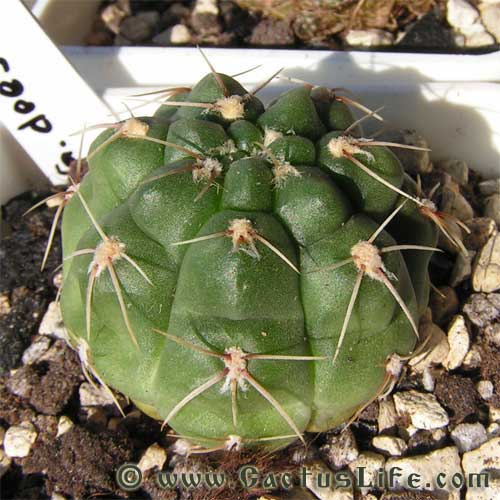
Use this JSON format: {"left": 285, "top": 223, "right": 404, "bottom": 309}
{"left": 0, "top": 0, "right": 111, "bottom": 184}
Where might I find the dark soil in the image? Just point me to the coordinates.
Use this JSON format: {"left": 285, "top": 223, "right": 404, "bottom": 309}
{"left": 0, "top": 194, "right": 61, "bottom": 375}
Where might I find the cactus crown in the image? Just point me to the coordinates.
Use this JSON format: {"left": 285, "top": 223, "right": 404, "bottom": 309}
{"left": 41, "top": 54, "right": 449, "bottom": 452}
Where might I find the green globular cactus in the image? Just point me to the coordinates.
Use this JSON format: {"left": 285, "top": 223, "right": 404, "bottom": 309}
{"left": 58, "top": 63, "right": 439, "bottom": 453}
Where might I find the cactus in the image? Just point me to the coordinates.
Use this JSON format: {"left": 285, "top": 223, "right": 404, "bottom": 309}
{"left": 52, "top": 57, "right": 445, "bottom": 453}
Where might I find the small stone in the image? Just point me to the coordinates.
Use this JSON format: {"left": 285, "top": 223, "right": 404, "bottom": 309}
{"left": 422, "top": 367, "right": 435, "bottom": 392}
{"left": 372, "top": 435, "right": 407, "bottom": 456}
{"left": 345, "top": 29, "right": 394, "bottom": 46}
{"left": 0, "top": 426, "right": 5, "bottom": 446}
{"left": 379, "top": 129, "right": 432, "bottom": 174}
{"left": 51, "top": 494, "right": 68, "bottom": 500}
{"left": 347, "top": 452, "right": 385, "bottom": 495}
{"left": 488, "top": 422, "right": 500, "bottom": 437}
{"left": 6, "top": 365, "right": 38, "bottom": 399}
{"left": 430, "top": 286, "right": 459, "bottom": 326}
{"left": 138, "top": 443, "right": 167, "bottom": 473}
{"left": 38, "top": 302, "right": 66, "bottom": 339}
{"left": 472, "top": 233, "right": 500, "bottom": 292}
{"left": 304, "top": 460, "right": 354, "bottom": 500}
{"left": 440, "top": 181, "right": 474, "bottom": 222}
{"left": 450, "top": 250, "right": 474, "bottom": 287}
{"left": 191, "top": 0, "right": 221, "bottom": 36}
{"left": 0, "top": 294, "right": 11, "bottom": 315}
{"left": 79, "top": 382, "right": 116, "bottom": 409}
{"left": 462, "top": 437, "right": 500, "bottom": 476}
{"left": 484, "top": 194, "right": 500, "bottom": 226}
{"left": 4, "top": 422, "right": 37, "bottom": 458}
{"left": 463, "top": 292, "right": 500, "bottom": 327}
{"left": 378, "top": 397, "right": 398, "bottom": 432}
{"left": 480, "top": 3, "right": 500, "bottom": 42}
{"left": 447, "top": 0, "right": 479, "bottom": 30}
{"left": 437, "top": 158, "right": 469, "bottom": 186}
{"left": 462, "top": 346, "right": 482, "bottom": 370}
{"left": 485, "top": 322, "right": 500, "bottom": 346}
{"left": 57, "top": 416, "right": 73, "bottom": 437}
{"left": 22, "top": 336, "right": 51, "bottom": 365}
{"left": 461, "top": 19, "right": 488, "bottom": 36}
{"left": 466, "top": 31, "right": 496, "bottom": 46}
{"left": 491, "top": 406, "right": 500, "bottom": 423}
{"left": 152, "top": 24, "right": 191, "bottom": 45}
{"left": 465, "top": 478, "right": 500, "bottom": 500}
{"left": 120, "top": 12, "right": 160, "bottom": 43}
{"left": 464, "top": 218, "right": 497, "bottom": 251}
{"left": 319, "top": 429, "right": 358, "bottom": 471}
{"left": 398, "top": 10, "right": 456, "bottom": 49}
{"left": 161, "top": 3, "right": 190, "bottom": 28}
{"left": 451, "top": 423, "right": 488, "bottom": 453}
{"left": 478, "top": 179, "right": 500, "bottom": 197}
{"left": 386, "top": 446, "right": 462, "bottom": 493}
{"left": 101, "top": 1, "right": 130, "bottom": 35}
{"left": 477, "top": 380, "right": 494, "bottom": 400}
{"left": 250, "top": 19, "right": 295, "bottom": 46}
{"left": 394, "top": 390, "right": 449, "bottom": 430}
{"left": 444, "top": 315, "right": 470, "bottom": 370}
{"left": 0, "top": 448, "right": 11, "bottom": 478}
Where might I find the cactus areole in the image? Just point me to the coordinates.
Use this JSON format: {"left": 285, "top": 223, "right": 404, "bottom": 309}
{"left": 60, "top": 67, "right": 438, "bottom": 451}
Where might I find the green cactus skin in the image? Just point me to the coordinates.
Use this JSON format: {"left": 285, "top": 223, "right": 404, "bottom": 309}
{"left": 60, "top": 70, "right": 437, "bottom": 451}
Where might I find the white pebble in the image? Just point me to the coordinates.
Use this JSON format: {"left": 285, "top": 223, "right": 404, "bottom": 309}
{"left": 386, "top": 446, "right": 462, "bottom": 493}
{"left": 394, "top": 390, "right": 449, "bottom": 430}
{"left": 138, "top": 443, "right": 167, "bottom": 473}
{"left": 38, "top": 302, "right": 67, "bottom": 339}
{"left": 4, "top": 422, "right": 37, "bottom": 458}
{"left": 447, "top": 0, "right": 479, "bottom": 30}
{"left": 466, "top": 31, "right": 496, "bottom": 46}
{"left": 451, "top": 422, "right": 488, "bottom": 452}
{"left": 422, "top": 367, "right": 435, "bottom": 392}
{"left": 477, "top": 380, "right": 494, "bottom": 400}
{"left": 490, "top": 406, "right": 500, "bottom": 423}
{"left": 444, "top": 315, "right": 470, "bottom": 370}
{"left": 22, "top": 336, "right": 51, "bottom": 365}
{"left": 348, "top": 452, "right": 385, "bottom": 495}
{"left": 462, "top": 437, "right": 500, "bottom": 476}
{"left": 57, "top": 416, "right": 74, "bottom": 437}
{"left": 480, "top": 2, "right": 500, "bottom": 42}
{"left": 345, "top": 29, "right": 394, "bottom": 47}
{"left": 372, "top": 435, "right": 407, "bottom": 456}
{"left": 0, "top": 448, "right": 11, "bottom": 478}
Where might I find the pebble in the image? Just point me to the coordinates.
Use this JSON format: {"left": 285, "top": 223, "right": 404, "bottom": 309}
{"left": 409, "top": 322, "right": 450, "bottom": 372}
{"left": 304, "top": 460, "right": 354, "bottom": 500}
{"left": 51, "top": 494, "right": 68, "bottom": 500}
{"left": 0, "top": 426, "right": 4, "bottom": 446}
{"left": 440, "top": 181, "right": 474, "bottom": 222}
{"left": 462, "top": 346, "right": 482, "bottom": 370}
{"left": 451, "top": 422, "right": 488, "bottom": 453}
{"left": 450, "top": 250, "right": 474, "bottom": 287}
{"left": 152, "top": 24, "right": 191, "bottom": 45}
{"left": 79, "top": 382, "right": 116, "bottom": 408}
{"left": 119, "top": 12, "right": 160, "bottom": 43}
{"left": 437, "top": 158, "right": 469, "bottom": 186}
{"left": 477, "top": 380, "right": 494, "bottom": 400}
{"left": 472, "top": 233, "right": 500, "bottom": 292}
{"left": 447, "top": 0, "right": 479, "bottom": 30}
{"left": 193, "top": 0, "right": 219, "bottom": 16}
{"left": 4, "top": 422, "right": 37, "bottom": 458}
{"left": 462, "top": 437, "right": 500, "bottom": 476}
{"left": 465, "top": 478, "right": 500, "bottom": 500}
{"left": 464, "top": 218, "right": 497, "bottom": 251}
{"left": 490, "top": 406, "right": 500, "bottom": 423}
{"left": 378, "top": 397, "right": 398, "bottom": 432}
{"left": 484, "top": 194, "right": 500, "bottom": 226}
{"left": 38, "top": 301, "right": 67, "bottom": 339}
{"left": 393, "top": 390, "right": 449, "bottom": 430}
{"left": 0, "top": 448, "right": 11, "bottom": 478}
{"left": 345, "top": 29, "right": 394, "bottom": 47}
{"left": 56, "top": 416, "right": 74, "bottom": 437}
{"left": 463, "top": 292, "right": 500, "bottom": 327}
{"left": 372, "top": 435, "right": 407, "bottom": 456}
{"left": 380, "top": 129, "right": 432, "bottom": 174}
{"left": 101, "top": 2, "right": 130, "bottom": 35}
{"left": 319, "top": 429, "right": 358, "bottom": 471}
{"left": 138, "top": 443, "right": 167, "bottom": 473}
{"left": 347, "top": 452, "right": 385, "bottom": 495}
{"left": 485, "top": 322, "right": 500, "bottom": 346}
{"left": 478, "top": 178, "right": 500, "bottom": 197}
{"left": 444, "top": 315, "right": 470, "bottom": 370}
{"left": 422, "top": 367, "right": 435, "bottom": 391}
{"left": 386, "top": 446, "right": 462, "bottom": 493}
{"left": 21, "top": 336, "right": 51, "bottom": 365}
{"left": 466, "top": 30, "right": 496, "bottom": 46}
{"left": 488, "top": 422, "right": 500, "bottom": 437}
{"left": 480, "top": 2, "right": 500, "bottom": 42}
